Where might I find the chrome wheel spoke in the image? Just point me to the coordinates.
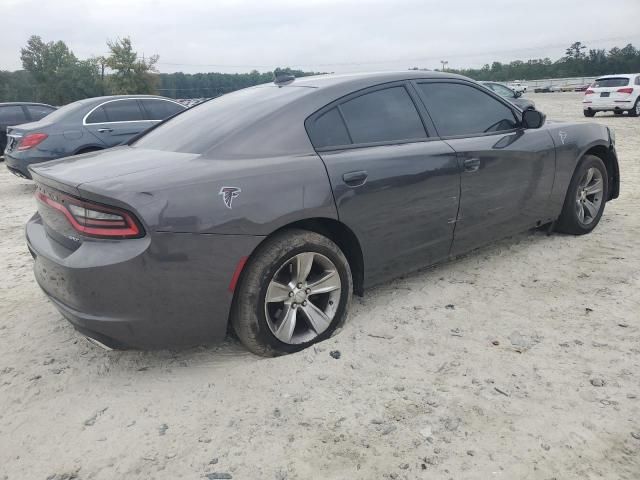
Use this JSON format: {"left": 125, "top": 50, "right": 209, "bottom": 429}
{"left": 264, "top": 251, "right": 342, "bottom": 345}
{"left": 584, "top": 199, "right": 598, "bottom": 218}
{"left": 585, "top": 178, "right": 603, "bottom": 195}
{"left": 266, "top": 281, "right": 291, "bottom": 303}
{"left": 582, "top": 168, "right": 594, "bottom": 188}
{"left": 307, "top": 271, "right": 341, "bottom": 295}
{"left": 294, "top": 253, "right": 315, "bottom": 284}
{"left": 274, "top": 305, "right": 297, "bottom": 343}
{"left": 577, "top": 203, "right": 585, "bottom": 222}
{"left": 301, "top": 301, "right": 331, "bottom": 334}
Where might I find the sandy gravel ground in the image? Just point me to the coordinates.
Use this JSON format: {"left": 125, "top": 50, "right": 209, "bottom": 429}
{"left": 1, "top": 93, "right": 639, "bottom": 480}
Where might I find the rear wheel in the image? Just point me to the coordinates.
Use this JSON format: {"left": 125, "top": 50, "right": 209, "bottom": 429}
{"left": 614, "top": 110, "right": 623, "bottom": 115}
{"left": 583, "top": 110, "right": 596, "bottom": 117}
{"left": 231, "top": 229, "right": 352, "bottom": 356}
{"left": 629, "top": 98, "right": 640, "bottom": 117}
{"left": 555, "top": 155, "right": 608, "bottom": 235}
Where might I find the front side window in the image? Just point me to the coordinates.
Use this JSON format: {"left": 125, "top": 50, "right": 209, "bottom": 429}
{"left": 0, "top": 106, "right": 27, "bottom": 125}
{"left": 339, "top": 86, "right": 426, "bottom": 145}
{"left": 141, "top": 99, "right": 184, "bottom": 121}
{"left": 417, "top": 82, "right": 518, "bottom": 137}
{"left": 100, "top": 100, "right": 145, "bottom": 122}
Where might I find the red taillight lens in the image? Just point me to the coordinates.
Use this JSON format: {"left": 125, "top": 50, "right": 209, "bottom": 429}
{"left": 36, "top": 190, "right": 143, "bottom": 239}
{"left": 616, "top": 87, "right": 633, "bottom": 94}
{"left": 584, "top": 89, "right": 595, "bottom": 95}
{"left": 17, "top": 133, "right": 48, "bottom": 151}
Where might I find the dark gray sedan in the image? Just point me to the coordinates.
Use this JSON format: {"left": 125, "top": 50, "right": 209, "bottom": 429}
{"left": 26, "top": 71, "right": 619, "bottom": 355}
{"left": 5, "top": 95, "right": 185, "bottom": 178}
{"left": 481, "top": 81, "right": 535, "bottom": 110}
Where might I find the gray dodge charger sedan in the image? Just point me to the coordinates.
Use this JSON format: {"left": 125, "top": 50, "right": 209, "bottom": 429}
{"left": 26, "top": 71, "right": 620, "bottom": 356}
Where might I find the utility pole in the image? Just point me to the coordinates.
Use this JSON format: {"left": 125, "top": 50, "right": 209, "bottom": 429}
{"left": 440, "top": 60, "right": 448, "bottom": 72}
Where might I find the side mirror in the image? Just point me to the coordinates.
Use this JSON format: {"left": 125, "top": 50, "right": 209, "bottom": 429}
{"left": 514, "top": 91, "right": 522, "bottom": 98}
{"left": 522, "top": 108, "right": 545, "bottom": 129}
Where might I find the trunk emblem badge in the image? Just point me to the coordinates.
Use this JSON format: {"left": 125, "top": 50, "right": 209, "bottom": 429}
{"left": 219, "top": 186, "right": 241, "bottom": 209}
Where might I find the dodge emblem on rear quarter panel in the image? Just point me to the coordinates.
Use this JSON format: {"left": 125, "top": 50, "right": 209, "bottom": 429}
{"left": 219, "top": 186, "right": 241, "bottom": 209}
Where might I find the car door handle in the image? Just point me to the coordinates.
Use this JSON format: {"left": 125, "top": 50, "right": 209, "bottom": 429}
{"left": 343, "top": 170, "right": 368, "bottom": 187}
{"left": 463, "top": 157, "right": 481, "bottom": 172}
{"left": 97, "top": 128, "right": 114, "bottom": 133}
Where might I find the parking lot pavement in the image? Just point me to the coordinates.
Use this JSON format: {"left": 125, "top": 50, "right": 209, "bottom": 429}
{"left": 0, "top": 92, "right": 638, "bottom": 479}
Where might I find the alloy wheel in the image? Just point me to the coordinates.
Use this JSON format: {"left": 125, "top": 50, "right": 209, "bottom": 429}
{"left": 575, "top": 167, "right": 604, "bottom": 225}
{"left": 264, "top": 252, "right": 342, "bottom": 344}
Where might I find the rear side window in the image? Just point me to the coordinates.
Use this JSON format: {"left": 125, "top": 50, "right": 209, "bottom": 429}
{"left": 86, "top": 106, "right": 108, "bottom": 124}
{"left": 339, "top": 87, "right": 426, "bottom": 145}
{"left": 308, "top": 108, "right": 351, "bottom": 148}
{"left": 0, "top": 106, "right": 28, "bottom": 125}
{"left": 636, "top": 76, "right": 640, "bottom": 86}
{"left": 26, "top": 105, "right": 55, "bottom": 121}
{"left": 417, "top": 82, "right": 517, "bottom": 137}
{"left": 141, "top": 99, "right": 184, "bottom": 120}
{"left": 101, "top": 100, "right": 145, "bottom": 122}
{"left": 593, "top": 77, "right": 629, "bottom": 88}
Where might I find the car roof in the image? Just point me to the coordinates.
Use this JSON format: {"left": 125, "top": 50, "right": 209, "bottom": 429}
{"left": 289, "top": 70, "right": 469, "bottom": 89}
{"left": 0, "top": 102, "right": 55, "bottom": 107}
{"left": 595, "top": 73, "right": 640, "bottom": 79}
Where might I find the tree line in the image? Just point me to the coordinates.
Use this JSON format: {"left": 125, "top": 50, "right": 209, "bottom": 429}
{"left": 2, "top": 38, "right": 640, "bottom": 105}
{"left": 447, "top": 42, "right": 640, "bottom": 81}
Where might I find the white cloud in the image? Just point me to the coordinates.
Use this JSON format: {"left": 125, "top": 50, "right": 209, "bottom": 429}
{"left": 1, "top": 0, "right": 639, "bottom": 73}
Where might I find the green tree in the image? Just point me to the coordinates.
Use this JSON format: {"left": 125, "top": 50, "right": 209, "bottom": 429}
{"left": 565, "top": 41, "right": 587, "bottom": 60}
{"left": 105, "top": 37, "right": 159, "bottom": 94}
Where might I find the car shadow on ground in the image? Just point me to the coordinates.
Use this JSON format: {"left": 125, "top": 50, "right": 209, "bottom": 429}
{"left": 74, "top": 225, "right": 558, "bottom": 371}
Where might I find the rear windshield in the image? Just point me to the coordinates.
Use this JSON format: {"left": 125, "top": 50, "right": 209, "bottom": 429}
{"left": 33, "top": 100, "right": 86, "bottom": 123}
{"left": 593, "top": 77, "right": 629, "bottom": 88}
{"left": 133, "top": 85, "right": 312, "bottom": 154}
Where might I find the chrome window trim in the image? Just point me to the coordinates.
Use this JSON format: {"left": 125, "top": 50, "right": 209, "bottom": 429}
{"left": 82, "top": 98, "right": 184, "bottom": 126}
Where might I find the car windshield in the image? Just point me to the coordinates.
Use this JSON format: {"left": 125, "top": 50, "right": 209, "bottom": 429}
{"left": 593, "top": 77, "right": 629, "bottom": 88}
{"left": 133, "top": 85, "right": 312, "bottom": 154}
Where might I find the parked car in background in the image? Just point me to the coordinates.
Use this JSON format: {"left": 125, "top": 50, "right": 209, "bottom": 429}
{"left": 575, "top": 84, "right": 591, "bottom": 92}
{"left": 0, "top": 102, "right": 55, "bottom": 158}
{"left": 535, "top": 85, "right": 552, "bottom": 93}
{"left": 25, "top": 71, "right": 619, "bottom": 355}
{"left": 507, "top": 81, "right": 528, "bottom": 93}
{"left": 583, "top": 74, "right": 640, "bottom": 117}
{"left": 481, "top": 82, "right": 535, "bottom": 110}
{"left": 4, "top": 95, "right": 185, "bottom": 178}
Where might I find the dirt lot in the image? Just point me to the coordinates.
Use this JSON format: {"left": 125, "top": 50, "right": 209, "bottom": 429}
{"left": 1, "top": 92, "right": 639, "bottom": 480}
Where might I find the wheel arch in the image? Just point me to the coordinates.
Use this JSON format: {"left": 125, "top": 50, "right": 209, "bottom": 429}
{"left": 242, "top": 217, "right": 365, "bottom": 297}
{"left": 73, "top": 145, "right": 104, "bottom": 155}
{"left": 581, "top": 143, "right": 619, "bottom": 200}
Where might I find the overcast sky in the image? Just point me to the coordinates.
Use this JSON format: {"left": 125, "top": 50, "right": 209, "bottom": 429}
{"left": 2, "top": 0, "right": 640, "bottom": 74}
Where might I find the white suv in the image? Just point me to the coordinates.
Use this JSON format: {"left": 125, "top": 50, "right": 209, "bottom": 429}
{"left": 583, "top": 73, "right": 640, "bottom": 117}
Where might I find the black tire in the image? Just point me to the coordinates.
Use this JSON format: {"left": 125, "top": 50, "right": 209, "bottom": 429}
{"left": 583, "top": 110, "right": 596, "bottom": 117}
{"left": 555, "top": 155, "right": 609, "bottom": 235}
{"left": 231, "top": 229, "right": 353, "bottom": 356}
{"left": 614, "top": 110, "right": 624, "bottom": 115}
{"left": 629, "top": 98, "right": 640, "bottom": 117}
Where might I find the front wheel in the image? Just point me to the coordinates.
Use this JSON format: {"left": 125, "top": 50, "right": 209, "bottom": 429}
{"left": 555, "top": 155, "right": 609, "bottom": 235}
{"left": 583, "top": 110, "right": 596, "bottom": 117}
{"left": 231, "top": 229, "right": 353, "bottom": 356}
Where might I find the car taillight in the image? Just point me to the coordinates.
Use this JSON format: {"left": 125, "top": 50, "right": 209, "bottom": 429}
{"left": 17, "top": 133, "right": 48, "bottom": 151}
{"left": 35, "top": 189, "right": 143, "bottom": 239}
{"left": 584, "top": 89, "right": 595, "bottom": 95}
{"left": 616, "top": 87, "right": 633, "bottom": 94}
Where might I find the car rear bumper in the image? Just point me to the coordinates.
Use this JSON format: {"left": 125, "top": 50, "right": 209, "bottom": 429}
{"left": 583, "top": 99, "right": 635, "bottom": 111}
{"left": 5, "top": 152, "right": 58, "bottom": 179}
{"left": 26, "top": 212, "right": 264, "bottom": 349}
